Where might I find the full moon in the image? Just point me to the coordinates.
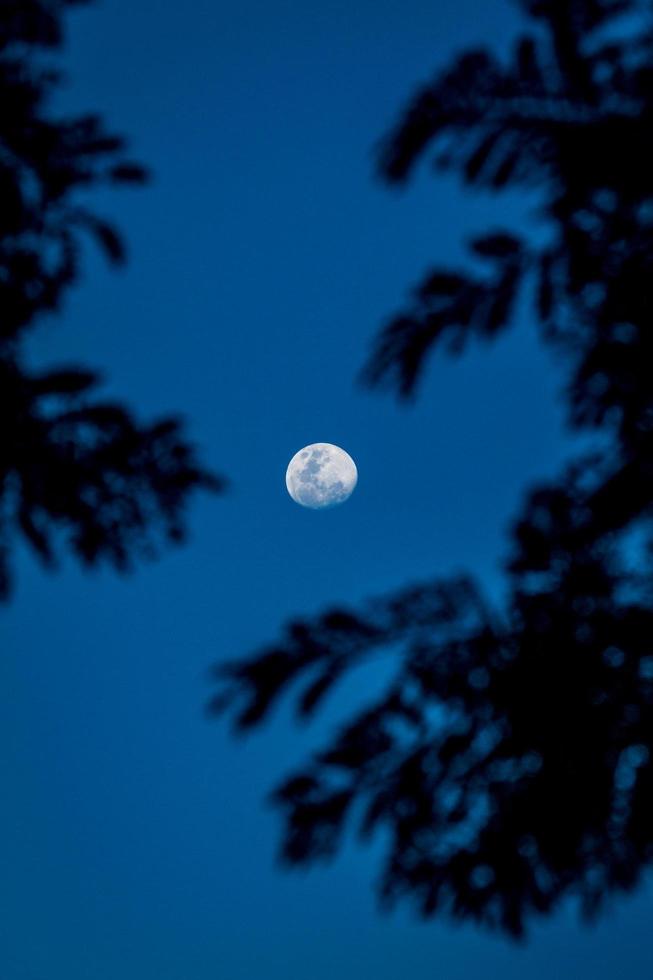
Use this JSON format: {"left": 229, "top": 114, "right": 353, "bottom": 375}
{"left": 286, "top": 443, "right": 358, "bottom": 509}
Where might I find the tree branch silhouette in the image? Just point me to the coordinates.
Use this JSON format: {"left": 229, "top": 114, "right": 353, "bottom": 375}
{"left": 213, "top": 0, "right": 653, "bottom": 937}
{"left": 0, "top": 0, "right": 221, "bottom": 596}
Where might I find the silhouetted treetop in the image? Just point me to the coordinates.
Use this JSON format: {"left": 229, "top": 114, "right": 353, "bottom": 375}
{"left": 0, "top": 0, "right": 221, "bottom": 596}
{"left": 214, "top": 0, "right": 653, "bottom": 938}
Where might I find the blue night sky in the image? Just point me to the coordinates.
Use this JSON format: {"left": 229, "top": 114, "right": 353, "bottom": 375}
{"left": 2, "top": 1, "right": 653, "bottom": 977}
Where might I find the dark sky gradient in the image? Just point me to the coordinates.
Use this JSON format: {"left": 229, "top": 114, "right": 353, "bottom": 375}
{"left": 2, "top": 1, "right": 653, "bottom": 977}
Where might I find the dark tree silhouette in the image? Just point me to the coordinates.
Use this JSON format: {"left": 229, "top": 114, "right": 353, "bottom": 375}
{"left": 213, "top": 0, "right": 653, "bottom": 938}
{"left": 0, "top": 0, "right": 221, "bottom": 597}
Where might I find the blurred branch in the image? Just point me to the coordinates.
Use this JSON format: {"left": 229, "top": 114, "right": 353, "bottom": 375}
{"left": 0, "top": 1, "right": 223, "bottom": 596}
